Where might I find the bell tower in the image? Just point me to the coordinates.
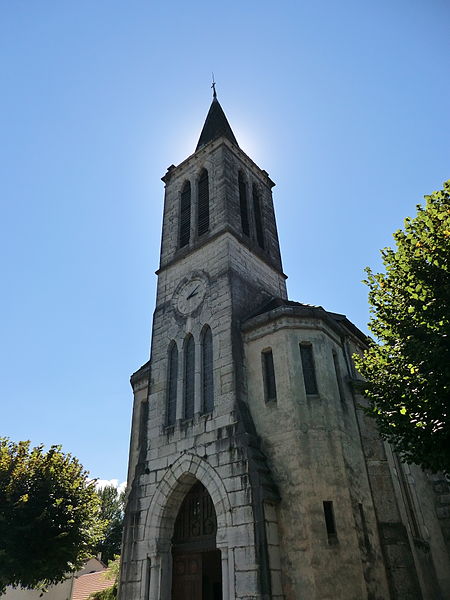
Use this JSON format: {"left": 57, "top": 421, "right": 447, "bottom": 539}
{"left": 157, "top": 93, "right": 287, "bottom": 307}
{"left": 121, "top": 92, "right": 287, "bottom": 600}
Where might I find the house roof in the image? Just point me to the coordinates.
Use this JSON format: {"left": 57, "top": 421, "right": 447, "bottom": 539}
{"left": 72, "top": 570, "right": 113, "bottom": 600}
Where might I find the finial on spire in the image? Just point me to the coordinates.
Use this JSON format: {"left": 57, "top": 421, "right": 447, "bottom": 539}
{"left": 211, "top": 72, "right": 217, "bottom": 100}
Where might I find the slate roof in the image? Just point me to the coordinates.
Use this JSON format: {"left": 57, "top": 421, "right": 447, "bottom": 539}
{"left": 72, "top": 570, "right": 113, "bottom": 600}
{"left": 244, "top": 297, "right": 321, "bottom": 320}
{"left": 196, "top": 97, "right": 239, "bottom": 150}
{"left": 130, "top": 360, "right": 150, "bottom": 385}
{"left": 242, "top": 296, "right": 368, "bottom": 345}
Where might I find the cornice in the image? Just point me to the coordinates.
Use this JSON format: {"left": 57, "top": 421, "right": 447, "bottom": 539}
{"left": 156, "top": 226, "right": 287, "bottom": 279}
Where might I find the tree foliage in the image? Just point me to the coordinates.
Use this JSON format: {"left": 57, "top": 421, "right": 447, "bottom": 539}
{"left": 94, "top": 485, "right": 124, "bottom": 564}
{"left": 355, "top": 180, "right": 450, "bottom": 474}
{"left": 0, "top": 439, "right": 106, "bottom": 593}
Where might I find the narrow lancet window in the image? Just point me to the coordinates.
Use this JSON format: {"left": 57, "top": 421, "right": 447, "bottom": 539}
{"left": 166, "top": 342, "right": 178, "bottom": 426}
{"left": 239, "top": 172, "right": 250, "bottom": 236}
{"left": 129, "top": 510, "right": 141, "bottom": 543}
{"left": 184, "top": 335, "right": 195, "bottom": 419}
{"left": 300, "top": 344, "right": 318, "bottom": 395}
{"left": 202, "top": 326, "right": 214, "bottom": 413}
{"left": 333, "top": 350, "right": 345, "bottom": 405}
{"left": 252, "top": 184, "right": 265, "bottom": 249}
{"left": 262, "top": 349, "right": 277, "bottom": 402}
{"left": 323, "top": 501, "right": 337, "bottom": 543}
{"left": 179, "top": 181, "right": 191, "bottom": 248}
{"left": 197, "top": 169, "right": 210, "bottom": 236}
{"left": 358, "top": 503, "right": 370, "bottom": 550}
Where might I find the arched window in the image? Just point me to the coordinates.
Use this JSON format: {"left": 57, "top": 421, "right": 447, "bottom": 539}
{"left": 179, "top": 181, "right": 191, "bottom": 248}
{"left": 197, "top": 169, "right": 210, "bottom": 236}
{"left": 238, "top": 171, "right": 250, "bottom": 236}
{"left": 202, "top": 326, "right": 214, "bottom": 413}
{"left": 166, "top": 342, "right": 178, "bottom": 426}
{"left": 184, "top": 335, "right": 195, "bottom": 419}
{"left": 252, "top": 183, "right": 264, "bottom": 249}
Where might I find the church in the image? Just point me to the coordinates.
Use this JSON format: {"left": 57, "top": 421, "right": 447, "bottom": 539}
{"left": 119, "top": 91, "right": 450, "bottom": 600}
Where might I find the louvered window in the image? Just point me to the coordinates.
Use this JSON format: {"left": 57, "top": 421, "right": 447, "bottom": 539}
{"left": 300, "top": 344, "right": 318, "bottom": 395}
{"left": 166, "top": 343, "right": 178, "bottom": 426}
{"left": 184, "top": 335, "right": 195, "bottom": 419}
{"left": 262, "top": 349, "right": 277, "bottom": 402}
{"left": 252, "top": 184, "right": 264, "bottom": 248}
{"left": 179, "top": 181, "right": 191, "bottom": 248}
{"left": 202, "top": 326, "right": 214, "bottom": 413}
{"left": 239, "top": 172, "right": 250, "bottom": 236}
{"left": 197, "top": 169, "right": 210, "bottom": 236}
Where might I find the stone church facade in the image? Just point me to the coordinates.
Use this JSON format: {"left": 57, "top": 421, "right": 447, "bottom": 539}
{"left": 119, "top": 94, "right": 450, "bottom": 600}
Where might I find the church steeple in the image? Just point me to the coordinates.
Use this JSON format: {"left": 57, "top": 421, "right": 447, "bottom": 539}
{"left": 196, "top": 95, "right": 239, "bottom": 151}
{"left": 159, "top": 92, "right": 284, "bottom": 284}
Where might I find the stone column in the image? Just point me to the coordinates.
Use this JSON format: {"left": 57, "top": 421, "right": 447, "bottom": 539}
{"left": 147, "top": 554, "right": 160, "bottom": 600}
{"left": 220, "top": 547, "right": 229, "bottom": 600}
{"left": 227, "top": 547, "right": 237, "bottom": 600}
{"left": 159, "top": 550, "right": 172, "bottom": 600}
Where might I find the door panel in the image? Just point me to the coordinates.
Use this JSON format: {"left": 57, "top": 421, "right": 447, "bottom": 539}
{"left": 172, "top": 553, "right": 202, "bottom": 600}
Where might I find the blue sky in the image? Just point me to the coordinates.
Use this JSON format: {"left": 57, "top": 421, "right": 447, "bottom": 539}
{"left": 1, "top": 1, "right": 449, "bottom": 485}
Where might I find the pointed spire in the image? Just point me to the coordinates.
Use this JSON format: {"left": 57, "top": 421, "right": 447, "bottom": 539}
{"left": 196, "top": 82, "right": 239, "bottom": 151}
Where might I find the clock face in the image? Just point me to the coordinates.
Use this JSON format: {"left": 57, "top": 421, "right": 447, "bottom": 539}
{"left": 176, "top": 277, "right": 207, "bottom": 315}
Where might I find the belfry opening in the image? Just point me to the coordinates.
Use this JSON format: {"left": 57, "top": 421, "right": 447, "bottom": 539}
{"left": 171, "top": 481, "right": 222, "bottom": 600}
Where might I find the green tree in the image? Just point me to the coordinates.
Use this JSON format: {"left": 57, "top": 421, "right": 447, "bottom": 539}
{"left": 355, "top": 180, "right": 450, "bottom": 474}
{"left": 0, "top": 439, "right": 106, "bottom": 593}
{"left": 94, "top": 485, "right": 124, "bottom": 564}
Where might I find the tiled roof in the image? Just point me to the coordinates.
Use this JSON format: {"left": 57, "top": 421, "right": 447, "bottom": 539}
{"left": 72, "top": 570, "right": 113, "bottom": 600}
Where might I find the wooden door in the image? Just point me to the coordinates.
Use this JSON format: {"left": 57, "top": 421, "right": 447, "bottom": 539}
{"left": 172, "top": 553, "right": 202, "bottom": 600}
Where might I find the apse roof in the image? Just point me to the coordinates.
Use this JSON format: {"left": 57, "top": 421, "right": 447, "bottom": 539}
{"left": 242, "top": 296, "right": 368, "bottom": 345}
{"left": 196, "top": 96, "right": 239, "bottom": 151}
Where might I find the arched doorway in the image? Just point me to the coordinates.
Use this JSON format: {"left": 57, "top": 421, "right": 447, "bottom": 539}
{"left": 171, "top": 481, "right": 222, "bottom": 600}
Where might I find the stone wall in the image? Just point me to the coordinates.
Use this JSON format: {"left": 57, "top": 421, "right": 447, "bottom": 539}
{"left": 242, "top": 308, "right": 392, "bottom": 600}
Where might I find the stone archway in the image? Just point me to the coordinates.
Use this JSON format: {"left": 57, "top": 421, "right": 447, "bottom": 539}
{"left": 143, "top": 453, "right": 233, "bottom": 600}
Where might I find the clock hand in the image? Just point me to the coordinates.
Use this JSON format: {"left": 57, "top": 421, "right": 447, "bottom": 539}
{"left": 186, "top": 286, "right": 199, "bottom": 300}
